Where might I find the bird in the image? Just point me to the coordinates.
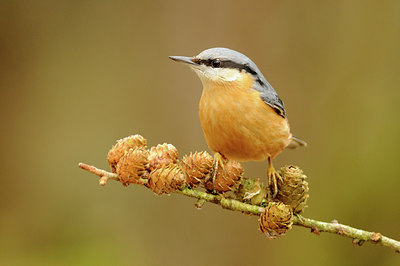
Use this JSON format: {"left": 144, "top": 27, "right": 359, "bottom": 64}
{"left": 169, "top": 47, "right": 306, "bottom": 197}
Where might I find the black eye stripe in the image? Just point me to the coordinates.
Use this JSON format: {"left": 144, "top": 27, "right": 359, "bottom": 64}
{"left": 222, "top": 61, "right": 258, "bottom": 75}
{"left": 196, "top": 59, "right": 216, "bottom": 67}
{"left": 196, "top": 59, "right": 257, "bottom": 75}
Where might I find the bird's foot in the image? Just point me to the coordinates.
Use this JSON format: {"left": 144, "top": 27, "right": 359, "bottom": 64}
{"left": 212, "top": 152, "right": 225, "bottom": 183}
{"left": 267, "top": 166, "right": 282, "bottom": 198}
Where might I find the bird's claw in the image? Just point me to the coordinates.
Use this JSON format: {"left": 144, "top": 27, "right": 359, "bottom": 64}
{"left": 212, "top": 152, "right": 225, "bottom": 183}
{"left": 267, "top": 166, "right": 282, "bottom": 198}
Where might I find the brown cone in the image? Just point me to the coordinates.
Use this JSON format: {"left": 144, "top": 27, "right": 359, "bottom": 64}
{"left": 146, "top": 164, "right": 184, "bottom": 195}
{"left": 204, "top": 160, "right": 244, "bottom": 193}
{"left": 148, "top": 143, "right": 178, "bottom": 171}
{"left": 116, "top": 147, "right": 150, "bottom": 186}
{"left": 259, "top": 202, "right": 293, "bottom": 239}
{"left": 107, "top": 135, "right": 147, "bottom": 172}
{"left": 181, "top": 151, "right": 213, "bottom": 187}
{"left": 277, "top": 165, "right": 309, "bottom": 213}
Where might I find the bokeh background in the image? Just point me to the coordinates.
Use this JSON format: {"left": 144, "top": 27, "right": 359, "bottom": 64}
{"left": 1, "top": 1, "right": 399, "bottom": 265}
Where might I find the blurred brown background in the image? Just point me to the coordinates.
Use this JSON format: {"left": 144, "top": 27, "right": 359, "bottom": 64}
{"left": 1, "top": 1, "right": 399, "bottom": 265}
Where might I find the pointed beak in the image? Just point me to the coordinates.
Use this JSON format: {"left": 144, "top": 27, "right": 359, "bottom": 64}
{"left": 168, "top": 56, "right": 198, "bottom": 66}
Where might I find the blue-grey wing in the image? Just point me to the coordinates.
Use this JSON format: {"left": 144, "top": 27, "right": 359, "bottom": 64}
{"left": 253, "top": 78, "right": 286, "bottom": 118}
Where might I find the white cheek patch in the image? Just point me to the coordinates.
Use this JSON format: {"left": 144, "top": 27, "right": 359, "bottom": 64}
{"left": 191, "top": 65, "right": 241, "bottom": 83}
{"left": 217, "top": 68, "right": 241, "bottom": 82}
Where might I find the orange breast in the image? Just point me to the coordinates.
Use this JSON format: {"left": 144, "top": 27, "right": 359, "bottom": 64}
{"left": 199, "top": 73, "right": 292, "bottom": 161}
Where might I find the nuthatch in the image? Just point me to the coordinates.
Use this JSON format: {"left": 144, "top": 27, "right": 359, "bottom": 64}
{"left": 169, "top": 47, "right": 306, "bottom": 196}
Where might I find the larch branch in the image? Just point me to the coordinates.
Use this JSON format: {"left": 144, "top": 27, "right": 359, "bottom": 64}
{"left": 79, "top": 162, "right": 400, "bottom": 253}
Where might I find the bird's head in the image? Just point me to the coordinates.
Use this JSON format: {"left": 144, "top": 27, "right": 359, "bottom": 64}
{"left": 169, "top": 47, "right": 265, "bottom": 87}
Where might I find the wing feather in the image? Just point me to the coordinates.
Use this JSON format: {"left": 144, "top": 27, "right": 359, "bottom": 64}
{"left": 253, "top": 78, "right": 286, "bottom": 118}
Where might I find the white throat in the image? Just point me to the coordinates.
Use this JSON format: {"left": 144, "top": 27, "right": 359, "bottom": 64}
{"left": 191, "top": 65, "right": 241, "bottom": 84}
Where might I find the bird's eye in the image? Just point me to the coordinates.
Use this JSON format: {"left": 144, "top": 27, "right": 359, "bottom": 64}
{"left": 212, "top": 59, "right": 221, "bottom": 68}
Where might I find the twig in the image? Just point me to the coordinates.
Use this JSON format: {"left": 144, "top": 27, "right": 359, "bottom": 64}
{"left": 177, "top": 187, "right": 265, "bottom": 214}
{"left": 294, "top": 216, "right": 400, "bottom": 253}
{"left": 178, "top": 186, "right": 399, "bottom": 252}
{"left": 79, "top": 162, "right": 400, "bottom": 253}
{"left": 78, "top": 163, "right": 119, "bottom": 186}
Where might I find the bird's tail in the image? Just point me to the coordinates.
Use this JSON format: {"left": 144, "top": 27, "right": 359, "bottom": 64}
{"left": 286, "top": 135, "right": 307, "bottom": 149}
